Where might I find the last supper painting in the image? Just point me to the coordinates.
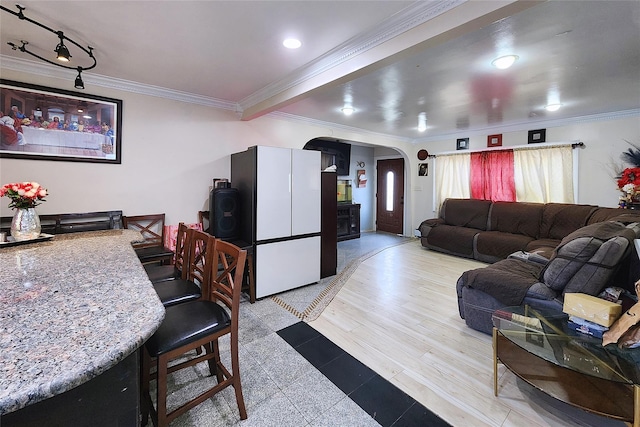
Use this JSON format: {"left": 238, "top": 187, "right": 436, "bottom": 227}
{"left": 0, "top": 79, "right": 121, "bottom": 164}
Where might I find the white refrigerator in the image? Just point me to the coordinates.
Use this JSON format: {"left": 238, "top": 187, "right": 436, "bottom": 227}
{"left": 231, "top": 146, "right": 321, "bottom": 298}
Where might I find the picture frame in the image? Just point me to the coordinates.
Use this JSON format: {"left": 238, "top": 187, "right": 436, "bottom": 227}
{"left": 356, "top": 169, "right": 367, "bottom": 188}
{"left": 418, "top": 163, "right": 428, "bottom": 176}
{"left": 487, "top": 134, "right": 502, "bottom": 147}
{"left": 456, "top": 138, "right": 469, "bottom": 150}
{"left": 527, "top": 128, "right": 546, "bottom": 144}
{"left": 0, "top": 79, "right": 122, "bottom": 164}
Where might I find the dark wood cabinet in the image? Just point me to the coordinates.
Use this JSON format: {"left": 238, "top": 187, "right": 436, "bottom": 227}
{"left": 321, "top": 172, "right": 337, "bottom": 278}
{"left": 337, "top": 203, "right": 360, "bottom": 242}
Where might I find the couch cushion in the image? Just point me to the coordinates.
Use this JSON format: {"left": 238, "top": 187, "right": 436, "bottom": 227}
{"left": 459, "top": 257, "right": 545, "bottom": 306}
{"left": 488, "top": 201, "right": 543, "bottom": 238}
{"left": 474, "top": 231, "right": 535, "bottom": 263}
{"left": 441, "top": 198, "right": 492, "bottom": 230}
{"left": 542, "top": 221, "right": 636, "bottom": 295}
{"left": 525, "top": 238, "right": 561, "bottom": 255}
{"left": 425, "top": 224, "right": 480, "bottom": 258}
{"left": 539, "top": 203, "right": 597, "bottom": 240}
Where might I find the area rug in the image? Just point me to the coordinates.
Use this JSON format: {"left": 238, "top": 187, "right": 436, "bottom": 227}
{"left": 271, "top": 236, "right": 415, "bottom": 322}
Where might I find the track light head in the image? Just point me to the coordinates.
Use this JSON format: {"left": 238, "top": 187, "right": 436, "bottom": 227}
{"left": 55, "top": 44, "right": 71, "bottom": 61}
{"left": 74, "top": 69, "right": 85, "bottom": 89}
{"left": 55, "top": 31, "right": 71, "bottom": 61}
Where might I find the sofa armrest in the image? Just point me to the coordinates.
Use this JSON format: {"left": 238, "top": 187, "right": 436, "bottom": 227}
{"left": 507, "top": 250, "right": 550, "bottom": 266}
{"left": 419, "top": 218, "right": 445, "bottom": 238}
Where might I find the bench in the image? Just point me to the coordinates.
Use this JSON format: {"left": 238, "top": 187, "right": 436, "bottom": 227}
{"left": 1, "top": 210, "right": 123, "bottom": 235}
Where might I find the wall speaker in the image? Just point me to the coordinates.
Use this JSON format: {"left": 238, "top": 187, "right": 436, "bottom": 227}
{"left": 209, "top": 188, "right": 239, "bottom": 239}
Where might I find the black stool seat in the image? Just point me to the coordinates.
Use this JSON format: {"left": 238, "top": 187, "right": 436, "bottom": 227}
{"left": 145, "top": 301, "right": 230, "bottom": 356}
{"left": 153, "top": 280, "right": 201, "bottom": 307}
{"left": 144, "top": 264, "right": 181, "bottom": 283}
{"left": 135, "top": 245, "right": 174, "bottom": 264}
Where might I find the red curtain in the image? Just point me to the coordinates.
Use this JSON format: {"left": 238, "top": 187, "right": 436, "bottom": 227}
{"left": 470, "top": 150, "right": 516, "bottom": 201}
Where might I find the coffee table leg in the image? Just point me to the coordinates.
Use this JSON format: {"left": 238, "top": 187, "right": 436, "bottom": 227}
{"left": 493, "top": 327, "right": 498, "bottom": 397}
{"left": 634, "top": 384, "right": 639, "bottom": 427}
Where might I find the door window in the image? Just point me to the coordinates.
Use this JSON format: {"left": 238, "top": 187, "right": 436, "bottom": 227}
{"left": 386, "top": 171, "right": 394, "bottom": 211}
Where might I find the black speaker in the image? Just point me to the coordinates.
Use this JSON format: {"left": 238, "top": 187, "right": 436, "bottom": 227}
{"left": 209, "top": 188, "right": 240, "bottom": 239}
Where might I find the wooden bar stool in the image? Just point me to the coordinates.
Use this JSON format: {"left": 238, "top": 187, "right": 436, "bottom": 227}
{"left": 123, "top": 214, "right": 174, "bottom": 265}
{"left": 141, "top": 238, "right": 248, "bottom": 426}
{"left": 151, "top": 227, "right": 206, "bottom": 308}
{"left": 198, "top": 210, "right": 255, "bottom": 303}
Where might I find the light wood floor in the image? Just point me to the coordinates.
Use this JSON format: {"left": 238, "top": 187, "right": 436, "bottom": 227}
{"left": 309, "top": 240, "right": 627, "bottom": 427}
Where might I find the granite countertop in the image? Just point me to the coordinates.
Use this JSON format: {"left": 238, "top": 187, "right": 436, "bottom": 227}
{"left": 0, "top": 229, "right": 165, "bottom": 415}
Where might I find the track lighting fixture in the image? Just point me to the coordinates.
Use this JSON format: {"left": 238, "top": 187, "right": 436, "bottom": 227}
{"left": 1, "top": 4, "right": 97, "bottom": 89}
{"left": 55, "top": 33, "right": 71, "bottom": 62}
{"left": 74, "top": 68, "right": 85, "bottom": 90}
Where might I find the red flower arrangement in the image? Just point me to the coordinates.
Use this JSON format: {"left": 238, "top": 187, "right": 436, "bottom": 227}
{"left": 0, "top": 181, "right": 48, "bottom": 209}
{"left": 617, "top": 167, "right": 640, "bottom": 189}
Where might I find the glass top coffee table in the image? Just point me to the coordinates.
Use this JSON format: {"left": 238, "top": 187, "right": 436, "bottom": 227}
{"left": 492, "top": 305, "right": 639, "bottom": 426}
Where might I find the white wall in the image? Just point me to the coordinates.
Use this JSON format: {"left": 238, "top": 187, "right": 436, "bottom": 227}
{"left": 0, "top": 69, "right": 413, "bottom": 228}
{"left": 4, "top": 70, "right": 636, "bottom": 236}
{"left": 410, "top": 115, "right": 640, "bottom": 231}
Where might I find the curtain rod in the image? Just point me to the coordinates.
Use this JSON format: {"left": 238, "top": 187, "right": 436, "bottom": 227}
{"left": 427, "top": 141, "right": 584, "bottom": 158}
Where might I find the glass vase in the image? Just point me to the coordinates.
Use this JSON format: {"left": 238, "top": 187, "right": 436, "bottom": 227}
{"left": 11, "top": 207, "right": 42, "bottom": 241}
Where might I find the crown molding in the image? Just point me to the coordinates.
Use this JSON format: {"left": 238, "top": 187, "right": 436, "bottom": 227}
{"left": 0, "top": 55, "right": 237, "bottom": 111}
{"left": 237, "top": 0, "right": 465, "bottom": 111}
{"left": 412, "top": 109, "right": 640, "bottom": 143}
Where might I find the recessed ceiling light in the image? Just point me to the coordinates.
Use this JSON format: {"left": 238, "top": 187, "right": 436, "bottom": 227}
{"left": 491, "top": 55, "right": 519, "bottom": 70}
{"left": 418, "top": 112, "right": 427, "bottom": 132}
{"left": 283, "top": 38, "right": 301, "bottom": 49}
{"left": 545, "top": 103, "right": 562, "bottom": 112}
{"left": 341, "top": 107, "right": 355, "bottom": 116}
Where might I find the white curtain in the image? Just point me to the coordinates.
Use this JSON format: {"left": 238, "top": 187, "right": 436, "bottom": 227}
{"left": 435, "top": 153, "right": 470, "bottom": 212}
{"left": 513, "top": 145, "right": 574, "bottom": 203}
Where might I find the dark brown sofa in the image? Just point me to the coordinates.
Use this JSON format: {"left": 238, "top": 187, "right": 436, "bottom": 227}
{"left": 418, "top": 199, "right": 640, "bottom": 334}
{"left": 419, "top": 198, "right": 640, "bottom": 262}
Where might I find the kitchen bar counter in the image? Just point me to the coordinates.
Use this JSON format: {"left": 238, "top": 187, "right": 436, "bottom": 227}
{"left": 0, "top": 229, "right": 165, "bottom": 415}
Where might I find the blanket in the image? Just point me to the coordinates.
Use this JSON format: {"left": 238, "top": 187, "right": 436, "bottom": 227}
{"left": 461, "top": 258, "right": 544, "bottom": 306}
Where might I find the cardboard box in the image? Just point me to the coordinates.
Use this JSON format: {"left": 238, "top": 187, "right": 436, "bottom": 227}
{"left": 567, "top": 316, "right": 609, "bottom": 338}
{"left": 563, "top": 293, "right": 622, "bottom": 327}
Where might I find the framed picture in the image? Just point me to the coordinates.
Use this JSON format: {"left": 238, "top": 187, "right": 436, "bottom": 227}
{"left": 0, "top": 79, "right": 122, "bottom": 164}
{"left": 487, "top": 134, "right": 502, "bottom": 147}
{"left": 356, "top": 169, "right": 367, "bottom": 188}
{"left": 456, "top": 138, "right": 469, "bottom": 150}
{"left": 418, "top": 163, "right": 428, "bottom": 176}
{"left": 528, "top": 128, "right": 546, "bottom": 144}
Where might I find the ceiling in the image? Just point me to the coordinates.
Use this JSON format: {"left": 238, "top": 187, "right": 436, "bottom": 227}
{"left": 1, "top": 1, "right": 639, "bottom": 144}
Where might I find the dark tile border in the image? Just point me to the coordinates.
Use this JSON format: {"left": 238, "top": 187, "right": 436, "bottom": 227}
{"left": 278, "top": 322, "right": 451, "bottom": 427}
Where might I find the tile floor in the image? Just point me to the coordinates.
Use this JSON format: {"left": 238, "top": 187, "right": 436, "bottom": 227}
{"left": 278, "top": 322, "right": 450, "bottom": 427}
{"left": 165, "top": 232, "right": 434, "bottom": 426}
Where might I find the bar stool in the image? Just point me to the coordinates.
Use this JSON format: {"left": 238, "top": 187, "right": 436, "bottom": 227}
{"left": 152, "top": 228, "right": 208, "bottom": 308}
{"left": 198, "top": 210, "right": 255, "bottom": 303}
{"left": 144, "top": 222, "right": 188, "bottom": 283}
{"left": 123, "top": 214, "right": 174, "bottom": 265}
{"left": 141, "top": 238, "right": 248, "bottom": 426}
